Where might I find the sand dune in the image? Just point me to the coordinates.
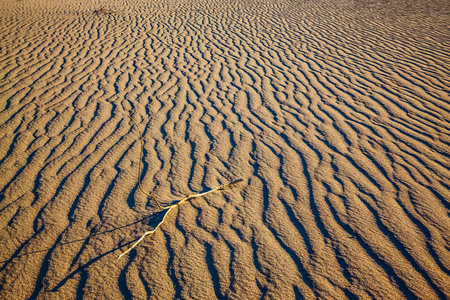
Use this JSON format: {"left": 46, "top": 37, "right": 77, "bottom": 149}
{"left": 1, "top": 0, "right": 449, "bottom": 298}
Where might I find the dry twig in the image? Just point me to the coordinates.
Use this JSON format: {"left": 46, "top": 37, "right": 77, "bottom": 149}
{"left": 118, "top": 118, "right": 242, "bottom": 260}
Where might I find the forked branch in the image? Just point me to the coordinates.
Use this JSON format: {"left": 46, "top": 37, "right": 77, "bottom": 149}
{"left": 118, "top": 118, "right": 243, "bottom": 260}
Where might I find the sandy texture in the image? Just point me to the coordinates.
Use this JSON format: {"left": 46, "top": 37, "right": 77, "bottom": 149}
{"left": 1, "top": 0, "right": 450, "bottom": 298}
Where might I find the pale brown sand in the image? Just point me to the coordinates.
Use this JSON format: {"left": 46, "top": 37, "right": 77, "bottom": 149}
{"left": 1, "top": 0, "right": 450, "bottom": 298}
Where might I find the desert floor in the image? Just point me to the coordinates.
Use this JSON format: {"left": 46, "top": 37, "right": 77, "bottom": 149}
{"left": 1, "top": 0, "right": 450, "bottom": 298}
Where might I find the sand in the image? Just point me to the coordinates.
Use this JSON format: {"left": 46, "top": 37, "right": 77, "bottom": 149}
{"left": 1, "top": 0, "right": 449, "bottom": 298}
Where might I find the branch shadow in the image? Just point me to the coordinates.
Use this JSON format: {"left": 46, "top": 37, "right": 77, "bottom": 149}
{"left": 50, "top": 241, "right": 133, "bottom": 292}
{"left": 0, "top": 210, "right": 171, "bottom": 265}
{"left": 50, "top": 210, "right": 170, "bottom": 292}
{"left": 42, "top": 210, "right": 169, "bottom": 294}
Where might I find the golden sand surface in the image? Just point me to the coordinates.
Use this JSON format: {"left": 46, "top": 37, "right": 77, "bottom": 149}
{"left": 1, "top": 0, "right": 449, "bottom": 298}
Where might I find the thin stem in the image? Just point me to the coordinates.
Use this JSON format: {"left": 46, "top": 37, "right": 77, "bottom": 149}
{"left": 118, "top": 117, "right": 243, "bottom": 259}
{"left": 130, "top": 117, "right": 165, "bottom": 210}
{"left": 117, "top": 206, "right": 175, "bottom": 260}
{"left": 117, "top": 179, "right": 242, "bottom": 260}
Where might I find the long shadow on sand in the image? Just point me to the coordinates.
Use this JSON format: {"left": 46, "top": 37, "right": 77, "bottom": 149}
{"left": 1, "top": 210, "right": 169, "bottom": 295}
{"left": 49, "top": 210, "right": 169, "bottom": 293}
{"left": 0, "top": 212, "right": 162, "bottom": 263}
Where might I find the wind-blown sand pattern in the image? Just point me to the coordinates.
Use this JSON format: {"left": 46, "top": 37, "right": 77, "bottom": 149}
{"left": 1, "top": 0, "right": 450, "bottom": 298}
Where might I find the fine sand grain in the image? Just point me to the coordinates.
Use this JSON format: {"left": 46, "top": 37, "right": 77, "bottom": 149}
{"left": 1, "top": 0, "right": 449, "bottom": 298}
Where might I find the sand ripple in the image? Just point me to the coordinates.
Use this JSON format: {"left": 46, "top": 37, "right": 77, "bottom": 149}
{"left": 1, "top": 0, "right": 449, "bottom": 298}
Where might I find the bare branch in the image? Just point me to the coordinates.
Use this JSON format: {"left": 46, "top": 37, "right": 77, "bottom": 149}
{"left": 118, "top": 118, "right": 243, "bottom": 259}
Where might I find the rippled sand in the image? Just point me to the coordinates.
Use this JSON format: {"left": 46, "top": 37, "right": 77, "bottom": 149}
{"left": 1, "top": 0, "right": 449, "bottom": 298}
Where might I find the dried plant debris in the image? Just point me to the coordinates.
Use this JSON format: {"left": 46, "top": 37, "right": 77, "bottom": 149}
{"left": 93, "top": 7, "right": 116, "bottom": 15}
{"left": 118, "top": 118, "right": 243, "bottom": 260}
